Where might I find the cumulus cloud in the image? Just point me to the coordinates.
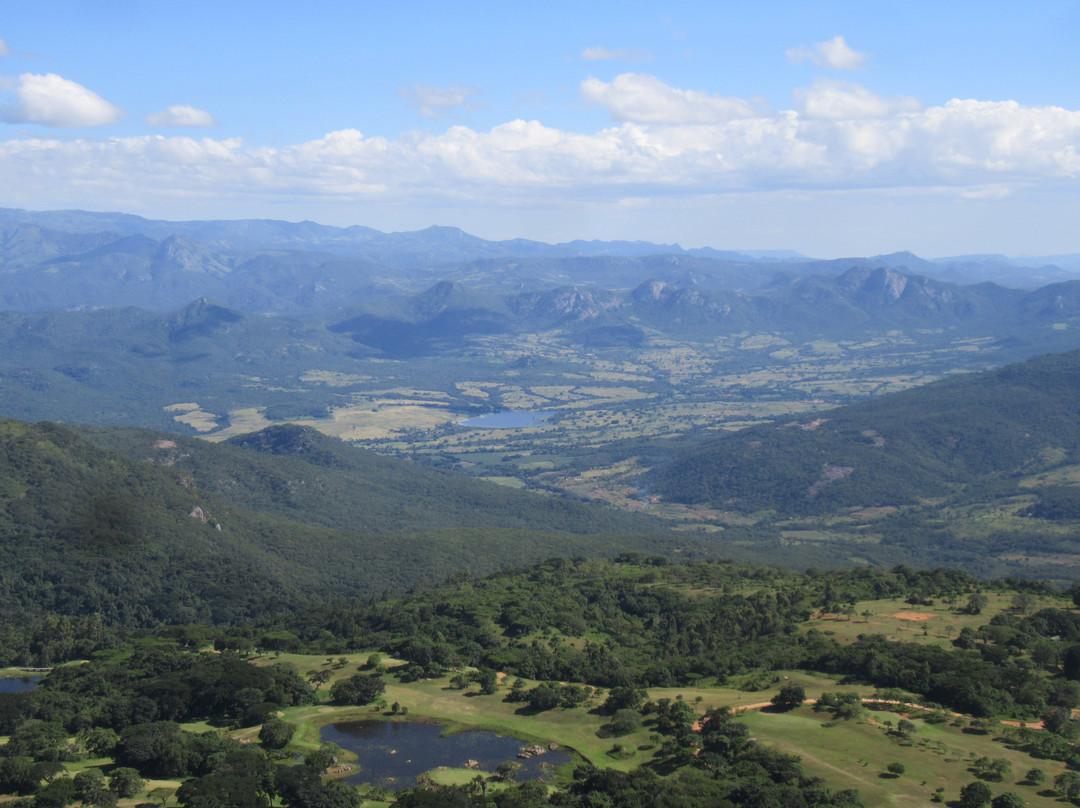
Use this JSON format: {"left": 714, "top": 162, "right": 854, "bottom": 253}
{"left": 787, "top": 35, "right": 868, "bottom": 70}
{"left": 146, "top": 104, "right": 218, "bottom": 128}
{"left": 1, "top": 73, "right": 123, "bottom": 127}
{"left": 396, "top": 83, "right": 486, "bottom": 120}
{"left": 795, "top": 79, "right": 922, "bottom": 119}
{"left": 581, "top": 46, "right": 652, "bottom": 62}
{"left": 1, "top": 92, "right": 1078, "bottom": 219}
{"left": 581, "top": 73, "right": 757, "bottom": 124}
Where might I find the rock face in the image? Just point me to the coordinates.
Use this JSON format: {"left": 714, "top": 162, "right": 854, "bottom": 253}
{"left": 152, "top": 234, "right": 233, "bottom": 278}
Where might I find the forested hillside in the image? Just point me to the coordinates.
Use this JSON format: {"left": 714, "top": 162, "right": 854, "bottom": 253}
{"left": 77, "top": 423, "right": 663, "bottom": 537}
{"left": 0, "top": 418, "right": 684, "bottom": 631}
{"left": 652, "top": 348, "right": 1080, "bottom": 515}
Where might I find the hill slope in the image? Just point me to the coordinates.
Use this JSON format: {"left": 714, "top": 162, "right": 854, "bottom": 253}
{"left": 77, "top": 422, "right": 664, "bottom": 536}
{"left": 651, "top": 349, "right": 1080, "bottom": 515}
{"left": 0, "top": 419, "right": 684, "bottom": 627}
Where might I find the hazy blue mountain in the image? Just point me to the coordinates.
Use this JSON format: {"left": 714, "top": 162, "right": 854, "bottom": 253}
{"left": 4, "top": 207, "right": 1077, "bottom": 314}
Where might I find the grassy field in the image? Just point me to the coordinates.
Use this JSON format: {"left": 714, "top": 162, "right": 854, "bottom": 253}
{"left": 9, "top": 649, "right": 1075, "bottom": 807}
{"left": 268, "top": 657, "right": 1074, "bottom": 804}
{"left": 245, "top": 652, "right": 1069, "bottom": 801}
{"left": 800, "top": 592, "right": 1066, "bottom": 647}
{"left": 741, "top": 705, "right": 1065, "bottom": 807}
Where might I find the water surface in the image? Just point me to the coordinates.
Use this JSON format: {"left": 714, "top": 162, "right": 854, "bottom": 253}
{"left": 0, "top": 676, "right": 41, "bottom": 693}
{"left": 322, "top": 720, "right": 569, "bottom": 791}
{"left": 459, "top": 410, "right": 554, "bottom": 428}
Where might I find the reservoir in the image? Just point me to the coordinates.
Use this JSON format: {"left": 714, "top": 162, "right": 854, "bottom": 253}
{"left": 322, "top": 720, "right": 570, "bottom": 791}
{"left": 0, "top": 676, "right": 41, "bottom": 693}
{"left": 459, "top": 410, "right": 554, "bottom": 428}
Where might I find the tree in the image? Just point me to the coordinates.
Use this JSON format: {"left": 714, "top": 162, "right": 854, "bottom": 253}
{"left": 75, "top": 769, "right": 117, "bottom": 807}
{"left": 525, "top": 683, "right": 563, "bottom": 712}
{"left": 115, "top": 722, "right": 198, "bottom": 779}
{"left": 176, "top": 774, "right": 269, "bottom": 808}
{"left": 80, "top": 727, "right": 120, "bottom": 757}
{"left": 304, "top": 742, "right": 342, "bottom": 774}
{"left": 985, "top": 759, "right": 1011, "bottom": 782}
{"left": 110, "top": 767, "right": 146, "bottom": 799}
{"left": 1063, "top": 644, "right": 1080, "bottom": 681}
{"left": 329, "top": 673, "right": 385, "bottom": 706}
{"left": 603, "top": 686, "right": 647, "bottom": 712}
{"left": 258, "top": 719, "right": 296, "bottom": 750}
{"left": 959, "top": 781, "right": 993, "bottom": 808}
{"left": 1011, "top": 592, "right": 1036, "bottom": 614}
{"left": 1056, "top": 771, "right": 1080, "bottom": 800}
{"left": 276, "top": 763, "right": 360, "bottom": 808}
{"left": 35, "top": 777, "right": 79, "bottom": 808}
{"left": 496, "top": 761, "right": 521, "bottom": 782}
{"left": 1023, "top": 768, "right": 1046, "bottom": 786}
{"left": 31, "top": 761, "right": 67, "bottom": 784}
{"left": 475, "top": 668, "right": 498, "bottom": 695}
{"left": 991, "top": 794, "right": 1025, "bottom": 808}
{"left": 0, "top": 757, "right": 46, "bottom": 796}
{"left": 886, "top": 762, "right": 905, "bottom": 777}
{"left": 608, "top": 709, "right": 642, "bottom": 737}
{"left": 1042, "top": 705, "right": 1072, "bottom": 734}
{"left": 963, "top": 594, "right": 989, "bottom": 615}
{"left": 4, "top": 719, "right": 68, "bottom": 762}
{"left": 770, "top": 683, "right": 805, "bottom": 710}
{"left": 75, "top": 769, "right": 106, "bottom": 800}
{"left": 307, "top": 669, "right": 333, "bottom": 694}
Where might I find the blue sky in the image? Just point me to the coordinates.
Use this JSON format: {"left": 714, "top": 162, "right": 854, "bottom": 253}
{"left": 2, "top": 1, "right": 1079, "bottom": 257}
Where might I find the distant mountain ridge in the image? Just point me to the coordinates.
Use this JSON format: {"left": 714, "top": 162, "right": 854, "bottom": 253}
{"left": 7, "top": 265, "right": 1080, "bottom": 430}
{"left": 2, "top": 208, "right": 1078, "bottom": 315}
{"left": 327, "top": 266, "right": 1080, "bottom": 355}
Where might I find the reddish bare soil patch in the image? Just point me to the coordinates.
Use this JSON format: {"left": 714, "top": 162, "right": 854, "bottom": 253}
{"left": 887, "top": 612, "right": 934, "bottom": 621}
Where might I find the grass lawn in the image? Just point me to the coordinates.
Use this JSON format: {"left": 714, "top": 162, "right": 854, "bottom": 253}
{"left": 283, "top": 675, "right": 640, "bottom": 774}
{"left": 741, "top": 705, "right": 1065, "bottom": 807}
{"left": 0, "top": 667, "right": 46, "bottom": 678}
{"left": 802, "top": 593, "right": 1069, "bottom": 648}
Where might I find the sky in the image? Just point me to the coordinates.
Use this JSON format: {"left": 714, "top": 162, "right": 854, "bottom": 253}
{"left": 1, "top": 1, "right": 1079, "bottom": 258}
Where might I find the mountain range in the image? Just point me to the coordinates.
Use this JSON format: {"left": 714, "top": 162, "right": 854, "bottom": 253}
{"left": 3, "top": 208, "right": 1080, "bottom": 315}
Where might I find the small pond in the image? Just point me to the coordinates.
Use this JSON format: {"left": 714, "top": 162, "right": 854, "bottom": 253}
{"left": 0, "top": 676, "right": 41, "bottom": 693}
{"left": 459, "top": 410, "right": 554, "bottom": 429}
{"left": 322, "top": 720, "right": 571, "bottom": 791}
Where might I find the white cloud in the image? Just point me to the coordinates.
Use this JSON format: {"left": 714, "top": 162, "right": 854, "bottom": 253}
{"left": 581, "top": 73, "right": 757, "bottom": 124}
{"left": 581, "top": 46, "right": 652, "bottom": 62}
{"left": 396, "top": 83, "right": 486, "bottom": 120}
{"left": 795, "top": 79, "right": 922, "bottom": 119}
{"left": 0, "top": 37, "right": 11, "bottom": 57}
{"left": 1, "top": 73, "right": 123, "bottom": 127}
{"left": 1, "top": 88, "right": 1078, "bottom": 229}
{"left": 787, "top": 35, "right": 868, "bottom": 71}
{"left": 146, "top": 104, "right": 218, "bottom": 128}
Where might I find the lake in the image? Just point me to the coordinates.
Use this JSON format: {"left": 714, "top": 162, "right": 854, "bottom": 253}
{"left": 0, "top": 676, "right": 41, "bottom": 693}
{"left": 322, "top": 720, "right": 570, "bottom": 791}
{"left": 459, "top": 410, "right": 554, "bottom": 428}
